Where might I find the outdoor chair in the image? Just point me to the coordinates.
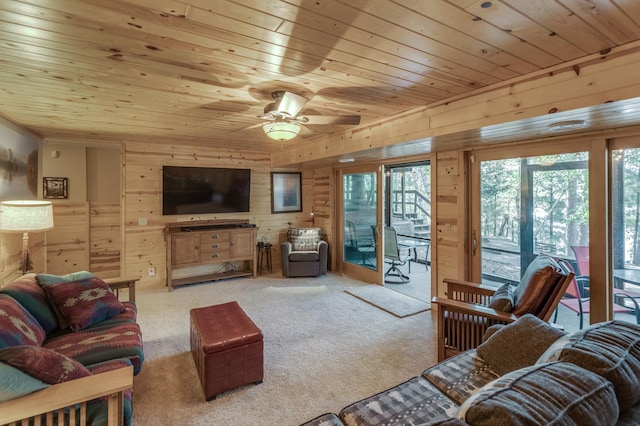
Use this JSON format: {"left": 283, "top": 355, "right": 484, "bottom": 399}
{"left": 345, "top": 220, "right": 376, "bottom": 267}
{"left": 281, "top": 227, "right": 328, "bottom": 277}
{"left": 553, "top": 255, "right": 640, "bottom": 328}
{"left": 432, "top": 254, "right": 573, "bottom": 361}
{"left": 383, "top": 226, "right": 412, "bottom": 283}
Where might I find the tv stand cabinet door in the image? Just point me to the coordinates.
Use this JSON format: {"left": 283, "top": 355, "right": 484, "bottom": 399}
{"left": 230, "top": 229, "right": 255, "bottom": 258}
{"left": 172, "top": 233, "right": 200, "bottom": 265}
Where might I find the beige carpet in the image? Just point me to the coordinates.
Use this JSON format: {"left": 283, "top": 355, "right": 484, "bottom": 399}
{"left": 345, "top": 285, "right": 431, "bottom": 318}
{"left": 132, "top": 273, "right": 437, "bottom": 426}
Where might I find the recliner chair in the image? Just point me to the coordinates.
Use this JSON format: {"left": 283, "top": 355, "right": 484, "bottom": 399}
{"left": 281, "top": 227, "right": 328, "bottom": 277}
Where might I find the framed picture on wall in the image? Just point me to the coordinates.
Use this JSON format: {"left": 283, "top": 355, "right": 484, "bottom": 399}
{"left": 43, "top": 177, "right": 68, "bottom": 199}
{"left": 271, "top": 172, "right": 302, "bottom": 213}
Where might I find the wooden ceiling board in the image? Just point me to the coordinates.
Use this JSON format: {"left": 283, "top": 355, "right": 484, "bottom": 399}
{"left": 1, "top": 0, "right": 640, "bottom": 158}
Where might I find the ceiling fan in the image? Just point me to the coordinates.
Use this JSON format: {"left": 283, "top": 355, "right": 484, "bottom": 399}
{"left": 255, "top": 91, "right": 361, "bottom": 141}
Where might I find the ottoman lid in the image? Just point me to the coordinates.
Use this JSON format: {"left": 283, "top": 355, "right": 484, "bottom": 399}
{"left": 191, "top": 302, "right": 263, "bottom": 354}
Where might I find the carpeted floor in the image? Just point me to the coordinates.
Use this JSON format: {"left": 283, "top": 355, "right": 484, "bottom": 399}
{"left": 132, "top": 272, "right": 437, "bottom": 425}
{"left": 345, "top": 284, "right": 431, "bottom": 317}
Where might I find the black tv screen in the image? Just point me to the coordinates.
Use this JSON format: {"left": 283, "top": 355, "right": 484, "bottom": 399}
{"left": 162, "top": 166, "right": 251, "bottom": 215}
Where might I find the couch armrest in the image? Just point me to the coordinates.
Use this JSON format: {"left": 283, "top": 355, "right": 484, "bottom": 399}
{"left": 104, "top": 276, "right": 139, "bottom": 303}
{"left": 318, "top": 240, "right": 328, "bottom": 275}
{"left": 0, "top": 366, "right": 133, "bottom": 426}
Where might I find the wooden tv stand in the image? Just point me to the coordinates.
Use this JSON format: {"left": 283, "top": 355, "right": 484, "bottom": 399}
{"left": 164, "top": 219, "right": 257, "bottom": 291}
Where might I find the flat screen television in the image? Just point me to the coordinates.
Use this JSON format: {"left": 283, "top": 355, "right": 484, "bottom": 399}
{"left": 162, "top": 166, "right": 251, "bottom": 215}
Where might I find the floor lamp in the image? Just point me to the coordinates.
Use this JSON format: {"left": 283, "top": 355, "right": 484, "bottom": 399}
{"left": 0, "top": 200, "right": 54, "bottom": 274}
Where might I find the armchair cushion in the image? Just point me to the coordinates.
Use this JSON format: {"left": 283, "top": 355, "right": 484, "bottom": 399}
{"left": 288, "top": 227, "right": 322, "bottom": 251}
{"left": 488, "top": 282, "right": 514, "bottom": 312}
{"left": 289, "top": 251, "right": 319, "bottom": 262}
{"left": 477, "top": 314, "right": 565, "bottom": 375}
{"left": 512, "top": 255, "right": 563, "bottom": 316}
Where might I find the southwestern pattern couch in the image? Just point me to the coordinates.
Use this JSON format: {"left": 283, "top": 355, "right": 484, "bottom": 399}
{"left": 0, "top": 272, "right": 144, "bottom": 425}
{"left": 301, "top": 315, "right": 640, "bottom": 426}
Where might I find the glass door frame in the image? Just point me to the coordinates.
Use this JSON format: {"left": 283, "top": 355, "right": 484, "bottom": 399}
{"left": 337, "top": 165, "right": 384, "bottom": 284}
{"left": 469, "top": 137, "right": 611, "bottom": 324}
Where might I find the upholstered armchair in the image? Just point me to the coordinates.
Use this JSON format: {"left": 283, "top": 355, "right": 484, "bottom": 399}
{"left": 432, "top": 255, "right": 573, "bottom": 361}
{"left": 281, "top": 227, "right": 328, "bottom": 277}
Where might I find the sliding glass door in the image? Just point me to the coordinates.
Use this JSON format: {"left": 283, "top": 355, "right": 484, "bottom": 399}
{"left": 339, "top": 166, "right": 382, "bottom": 283}
{"left": 611, "top": 142, "right": 640, "bottom": 325}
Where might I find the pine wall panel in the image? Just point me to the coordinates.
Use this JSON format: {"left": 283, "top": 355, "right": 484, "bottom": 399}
{"left": 46, "top": 203, "right": 90, "bottom": 275}
{"left": 433, "top": 150, "right": 465, "bottom": 298}
{"left": 122, "top": 141, "right": 312, "bottom": 289}
{"left": 89, "top": 203, "right": 121, "bottom": 278}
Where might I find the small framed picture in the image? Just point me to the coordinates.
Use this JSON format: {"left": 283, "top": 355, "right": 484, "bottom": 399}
{"left": 271, "top": 172, "right": 302, "bottom": 213}
{"left": 43, "top": 177, "right": 68, "bottom": 199}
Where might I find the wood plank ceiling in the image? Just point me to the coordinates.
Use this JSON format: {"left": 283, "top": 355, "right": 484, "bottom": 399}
{"left": 1, "top": 0, "right": 640, "bottom": 155}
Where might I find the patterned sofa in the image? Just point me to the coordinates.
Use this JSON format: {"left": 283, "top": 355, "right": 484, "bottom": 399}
{"left": 301, "top": 315, "right": 640, "bottom": 426}
{"left": 0, "top": 272, "right": 144, "bottom": 425}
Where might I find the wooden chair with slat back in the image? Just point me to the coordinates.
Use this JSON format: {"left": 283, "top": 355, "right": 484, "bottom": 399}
{"left": 432, "top": 255, "right": 573, "bottom": 361}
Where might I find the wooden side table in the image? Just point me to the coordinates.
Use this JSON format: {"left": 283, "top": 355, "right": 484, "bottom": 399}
{"left": 257, "top": 242, "right": 272, "bottom": 275}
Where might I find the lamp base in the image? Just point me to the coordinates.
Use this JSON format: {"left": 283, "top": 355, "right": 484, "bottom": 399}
{"left": 21, "top": 232, "right": 34, "bottom": 275}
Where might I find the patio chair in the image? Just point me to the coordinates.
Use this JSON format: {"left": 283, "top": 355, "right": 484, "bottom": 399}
{"left": 432, "top": 254, "right": 573, "bottom": 361}
{"left": 345, "top": 220, "right": 376, "bottom": 267}
{"left": 383, "top": 226, "right": 412, "bottom": 283}
{"left": 553, "top": 256, "right": 640, "bottom": 328}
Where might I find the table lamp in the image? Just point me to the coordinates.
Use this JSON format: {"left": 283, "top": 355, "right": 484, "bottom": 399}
{"left": 0, "top": 200, "right": 54, "bottom": 274}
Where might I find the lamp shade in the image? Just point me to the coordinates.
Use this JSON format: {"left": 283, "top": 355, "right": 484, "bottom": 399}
{"left": 263, "top": 121, "right": 301, "bottom": 141}
{"left": 0, "top": 200, "right": 54, "bottom": 233}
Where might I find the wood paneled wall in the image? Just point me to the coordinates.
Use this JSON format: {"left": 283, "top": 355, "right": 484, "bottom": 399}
{"left": 122, "top": 142, "right": 313, "bottom": 288}
{"left": 432, "top": 151, "right": 466, "bottom": 298}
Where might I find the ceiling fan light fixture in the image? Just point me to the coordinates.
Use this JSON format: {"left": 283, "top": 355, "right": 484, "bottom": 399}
{"left": 263, "top": 121, "right": 301, "bottom": 141}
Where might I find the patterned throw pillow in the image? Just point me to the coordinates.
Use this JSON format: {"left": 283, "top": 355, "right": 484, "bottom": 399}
{"left": 36, "top": 271, "right": 94, "bottom": 330}
{"left": 288, "top": 227, "right": 322, "bottom": 251}
{"left": 40, "top": 276, "right": 125, "bottom": 332}
{"left": 0, "top": 294, "right": 46, "bottom": 348}
{"left": 0, "top": 346, "right": 90, "bottom": 384}
{"left": 0, "top": 273, "right": 59, "bottom": 334}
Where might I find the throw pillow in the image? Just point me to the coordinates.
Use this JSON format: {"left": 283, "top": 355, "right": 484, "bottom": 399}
{"left": 537, "top": 320, "right": 640, "bottom": 412}
{"left": 0, "top": 346, "right": 90, "bottom": 384}
{"left": 0, "top": 294, "right": 46, "bottom": 348}
{"left": 0, "top": 273, "right": 59, "bottom": 334}
{"left": 457, "top": 362, "right": 619, "bottom": 426}
{"left": 36, "top": 271, "right": 94, "bottom": 330}
{"left": 488, "top": 282, "right": 514, "bottom": 312}
{"left": 288, "top": 227, "right": 322, "bottom": 251}
{"left": 0, "top": 362, "right": 49, "bottom": 402}
{"left": 40, "top": 276, "right": 125, "bottom": 332}
{"left": 476, "top": 314, "right": 565, "bottom": 375}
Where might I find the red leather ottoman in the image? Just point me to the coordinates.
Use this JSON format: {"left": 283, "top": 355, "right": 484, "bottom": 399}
{"left": 190, "top": 301, "right": 263, "bottom": 400}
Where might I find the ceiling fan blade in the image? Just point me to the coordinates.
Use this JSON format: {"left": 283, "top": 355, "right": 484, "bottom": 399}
{"left": 271, "top": 91, "right": 308, "bottom": 117}
{"left": 240, "top": 121, "right": 266, "bottom": 131}
{"left": 299, "top": 115, "right": 361, "bottom": 126}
